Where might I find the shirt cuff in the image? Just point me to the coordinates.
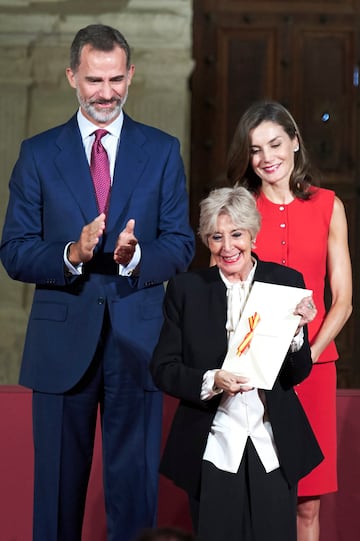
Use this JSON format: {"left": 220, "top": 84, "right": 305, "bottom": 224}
{"left": 64, "top": 242, "right": 83, "bottom": 275}
{"left": 201, "top": 369, "right": 223, "bottom": 401}
{"left": 118, "top": 244, "right": 141, "bottom": 276}
{"left": 291, "top": 327, "right": 304, "bottom": 352}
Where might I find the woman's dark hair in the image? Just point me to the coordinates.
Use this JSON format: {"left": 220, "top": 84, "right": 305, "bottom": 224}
{"left": 70, "top": 24, "right": 131, "bottom": 72}
{"left": 227, "top": 101, "right": 318, "bottom": 200}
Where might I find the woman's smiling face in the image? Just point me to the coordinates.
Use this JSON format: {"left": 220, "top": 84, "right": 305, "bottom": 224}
{"left": 249, "top": 120, "right": 299, "bottom": 189}
{"left": 208, "top": 213, "right": 254, "bottom": 283}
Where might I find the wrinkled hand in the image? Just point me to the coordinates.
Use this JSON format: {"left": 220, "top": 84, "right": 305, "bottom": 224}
{"left": 114, "top": 219, "right": 138, "bottom": 266}
{"left": 294, "top": 295, "right": 317, "bottom": 332}
{"left": 68, "top": 213, "right": 106, "bottom": 265}
{"left": 214, "top": 369, "right": 253, "bottom": 396}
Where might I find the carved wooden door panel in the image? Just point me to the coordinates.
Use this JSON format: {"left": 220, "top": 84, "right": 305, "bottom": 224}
{"left": 190, "top": 1, "right": 360, "bottom": 387}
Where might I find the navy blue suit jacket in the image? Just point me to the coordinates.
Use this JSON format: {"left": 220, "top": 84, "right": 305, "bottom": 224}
{"left": 1, "top": 113, "right": 195, "bottom": 394}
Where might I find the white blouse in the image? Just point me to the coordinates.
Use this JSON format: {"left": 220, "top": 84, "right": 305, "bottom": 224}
{"left": 202, "top": 262, "right": 280, "bottom": 474}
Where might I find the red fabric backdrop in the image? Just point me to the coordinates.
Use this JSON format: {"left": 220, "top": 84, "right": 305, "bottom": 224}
{"left": 0, "top": 387, "right": 358, "bottom": 540}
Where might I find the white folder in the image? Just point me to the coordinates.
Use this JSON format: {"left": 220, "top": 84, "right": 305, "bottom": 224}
{"left": 221, "top": 281, "right": 312, "bottom": 390}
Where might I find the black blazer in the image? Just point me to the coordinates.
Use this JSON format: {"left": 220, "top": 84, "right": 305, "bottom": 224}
{"left": 150, "top": 259, "right": 324, "bottom": 498}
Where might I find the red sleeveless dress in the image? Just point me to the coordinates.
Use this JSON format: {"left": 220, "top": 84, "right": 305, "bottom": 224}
{"left": 254, "top": 188, "right": 337, "bottom": 495}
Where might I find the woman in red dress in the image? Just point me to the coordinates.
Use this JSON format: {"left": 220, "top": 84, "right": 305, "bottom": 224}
{"left": 225, "top": 101, "right": 353, "bottom": 541}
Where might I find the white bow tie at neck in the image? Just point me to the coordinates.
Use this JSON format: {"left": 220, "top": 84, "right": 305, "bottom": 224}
{"left": 226, "top": 282, "right": 245, "bottom": 335}
{"left": 219, "top": 263, "right": 256, "bottom": 338}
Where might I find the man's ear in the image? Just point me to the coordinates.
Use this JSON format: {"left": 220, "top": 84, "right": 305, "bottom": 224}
{"left": 65, "top": 67, "right": 77, "bottom": 89}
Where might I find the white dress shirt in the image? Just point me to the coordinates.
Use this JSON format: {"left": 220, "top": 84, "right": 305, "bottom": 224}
{"left": 78, "top": 108, "right": 122, "bottom": 180}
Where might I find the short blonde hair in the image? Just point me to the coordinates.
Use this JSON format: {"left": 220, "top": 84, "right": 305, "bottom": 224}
{"left": 198, "top": 186, "right": 261, "bottom": 246}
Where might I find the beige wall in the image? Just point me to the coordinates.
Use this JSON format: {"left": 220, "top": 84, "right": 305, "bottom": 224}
{"left": 0, "top": 0, "right": 193, "bottom": 384}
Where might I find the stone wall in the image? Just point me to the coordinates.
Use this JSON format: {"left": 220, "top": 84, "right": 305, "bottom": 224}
{"left": 0, "top": 0, "right": 193, "bottom": 383}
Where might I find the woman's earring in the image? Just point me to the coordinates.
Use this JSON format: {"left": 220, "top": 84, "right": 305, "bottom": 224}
{"left": 294, "top": 146, "right": 299, "bottom": 152}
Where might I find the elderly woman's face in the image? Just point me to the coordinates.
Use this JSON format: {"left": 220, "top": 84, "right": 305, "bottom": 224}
{"left": 208, "top": 213, "right": 254, "bottom": 283}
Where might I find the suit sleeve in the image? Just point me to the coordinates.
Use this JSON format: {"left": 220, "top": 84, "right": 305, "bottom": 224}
{"left": 150, "top": 277, "right": 209, "bottom": 405}
{"left": 0, "top": 140, "right": 68, "bottom": 285}
{"left": 278, "top": 270, "right": 313, "bottom": 388}
{"left": 136, "top": 137, "right": 195, "bottom": 288}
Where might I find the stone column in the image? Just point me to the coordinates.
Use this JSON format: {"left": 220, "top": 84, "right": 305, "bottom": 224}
{"left": 0, "top": 33, "right": 35, "bottom": 383}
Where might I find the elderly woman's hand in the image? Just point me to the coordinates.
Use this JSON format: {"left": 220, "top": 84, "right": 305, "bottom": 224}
{"left": 214, "top": 369, "right": 253, "bottom": 396}
{"left": 294, "top": 295, "right": 317, "bottom": 332}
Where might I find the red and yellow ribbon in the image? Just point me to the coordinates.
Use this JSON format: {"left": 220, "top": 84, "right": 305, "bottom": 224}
{"left": 236, "top": 312, "right": 261, "bottom": 356}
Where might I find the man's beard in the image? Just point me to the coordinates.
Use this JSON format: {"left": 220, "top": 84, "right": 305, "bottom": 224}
{"left": 77, "top": 89, "right": 128, "bottom": 124}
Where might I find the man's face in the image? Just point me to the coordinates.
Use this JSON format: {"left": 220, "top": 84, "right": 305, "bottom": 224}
{"left": 66, "top": 44, "right": 135, "bottom": 126}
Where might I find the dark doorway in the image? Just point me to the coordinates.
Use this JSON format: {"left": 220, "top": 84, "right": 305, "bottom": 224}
{"left": 190, "top": 0, "right": 360, "bottom": 387}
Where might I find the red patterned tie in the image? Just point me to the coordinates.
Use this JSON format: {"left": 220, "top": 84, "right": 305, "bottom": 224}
{"left": 90, "top": 129, "right": 111, "bottom": 213}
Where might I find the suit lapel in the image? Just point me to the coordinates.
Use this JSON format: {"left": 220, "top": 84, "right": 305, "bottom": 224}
{"left": 52, "top": 114, "right": 152, "bottom": 234}
{"left": 106, "top": 115, "right": 150, "bottom": 231}
{"left": 54, "top": 116, "right": 99, "bottom": 222}
{"left": 201, "top": 267, "right": 228, "bottom": 365}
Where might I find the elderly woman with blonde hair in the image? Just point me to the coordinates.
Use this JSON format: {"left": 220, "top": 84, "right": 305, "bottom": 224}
{"left": 150, "top": 186, "right": 323, "bottom": 541}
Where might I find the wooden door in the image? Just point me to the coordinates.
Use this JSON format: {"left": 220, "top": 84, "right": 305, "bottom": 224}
{"left": 190, "top": 0, "right": 360, "bottom": 387}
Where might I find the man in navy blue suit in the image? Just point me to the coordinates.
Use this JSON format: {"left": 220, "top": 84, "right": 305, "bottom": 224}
{"left": 0, "top": 24, "right": 194, "bottom": 541}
